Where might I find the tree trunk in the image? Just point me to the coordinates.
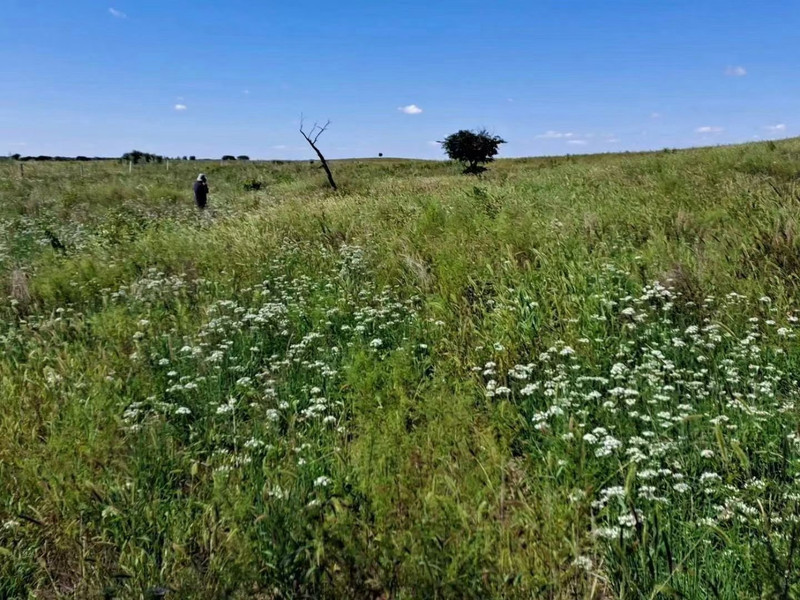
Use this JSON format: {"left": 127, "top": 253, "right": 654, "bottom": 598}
{"left": 306, "top": 138, "right": 337, "bottom": 191}
{"left": 299, "top": 119, "right": 338, "bottom": 191}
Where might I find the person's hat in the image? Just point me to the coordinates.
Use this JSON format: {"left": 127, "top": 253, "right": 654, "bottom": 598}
{"left": 197, "top": 173, "right": 206, "bottom": 181}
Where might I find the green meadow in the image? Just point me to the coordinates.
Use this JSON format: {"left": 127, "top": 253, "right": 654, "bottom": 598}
{"left": 2, "top": 140, "right": 800, "bottom": 598}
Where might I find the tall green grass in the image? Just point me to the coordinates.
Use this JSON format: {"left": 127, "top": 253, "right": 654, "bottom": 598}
{"left": 1, "top": 140, "right": 800, "bottom": 598}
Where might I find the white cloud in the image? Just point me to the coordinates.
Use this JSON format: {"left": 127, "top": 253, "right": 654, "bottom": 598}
{"left": 243, "top": 89, "right": 250, "bottom": 95}
{"left": 651, "top": 112, "right": 661, "bottom": 119}
{"left": 725, "top": 66, "right": 747, "bottom": 77}
{"left": 567, "top": 140, "right": 588, "bottom": 145}
{"left": 398, "top": 104, "right": 423, "bottom": 115}
{"left": 536, "top": 130, "right": 576, "bottom": 139}
{"left": 605, "top": 137, "right": 620, "bottom": 143}
{"left": 108, "top": 7, "right": 127, "bottom": 18}
{"left": 765, "top": 123, "right": 787, "bottom": 132}
{"left": 174, "top": 104, "right": 187, "bottom": 111}
{"left": 696, "top": 126, "right": 723, "bottom": 134}
{"left": 272, "top": 145, "right": 287, "bottom": 150}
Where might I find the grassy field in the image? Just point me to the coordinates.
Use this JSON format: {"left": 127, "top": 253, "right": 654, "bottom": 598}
{"left": 1, "top": 140, "right": 800, "bottom": 599}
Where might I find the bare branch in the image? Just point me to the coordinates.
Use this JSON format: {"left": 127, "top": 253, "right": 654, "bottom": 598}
{"left": 298, "top": 114, "right": 338, "bottom": 191}
{"left": 312, "top": 120, "right": 331, "bottom": 144}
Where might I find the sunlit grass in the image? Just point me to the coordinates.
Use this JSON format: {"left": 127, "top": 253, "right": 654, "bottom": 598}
{"left": 1, "top": 140, "right": 800, "bottom": 598}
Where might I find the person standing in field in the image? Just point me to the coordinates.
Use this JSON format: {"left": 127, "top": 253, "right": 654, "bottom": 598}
{"left": 193, "top": 173, "right": 209, "bottom": 209}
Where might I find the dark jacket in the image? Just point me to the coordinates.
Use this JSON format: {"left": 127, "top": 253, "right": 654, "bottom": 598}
{"left": 193, "top": 180, "right": 209, "bottom": 207}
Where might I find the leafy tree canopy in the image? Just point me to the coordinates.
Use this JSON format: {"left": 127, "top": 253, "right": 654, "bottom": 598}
{"left": 121, "top": 150, "right": 164, "bottom": 164}
{"left": 440, "top": 129, "right": 506, "bottom": 175}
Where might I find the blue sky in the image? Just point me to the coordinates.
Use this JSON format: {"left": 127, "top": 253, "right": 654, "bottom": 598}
{"left": 1, "top": 1, "right": 797, "bottom": 159}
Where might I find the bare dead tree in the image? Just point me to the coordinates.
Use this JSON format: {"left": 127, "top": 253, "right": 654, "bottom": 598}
{"left": 299, "top": 115, "right": 338, "bottom": 191}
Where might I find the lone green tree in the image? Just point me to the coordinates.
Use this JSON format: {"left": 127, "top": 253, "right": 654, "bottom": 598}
{"left": 440, "top": 129, "right": 506, "bottom": 175}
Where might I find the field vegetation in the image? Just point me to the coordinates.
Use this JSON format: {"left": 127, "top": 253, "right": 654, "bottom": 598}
{"left": 2, "top": 139, "right": 800, "bottom": 598}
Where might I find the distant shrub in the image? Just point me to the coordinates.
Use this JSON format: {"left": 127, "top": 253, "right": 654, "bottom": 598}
{"left": 122, "top": 150, "right": 164, "bottom": 164}
{"left": 237, "top": 155, "right": 250, "bottom": 161}
{"left": 221, "top": 155, "right": 236, "bottom": 161}
{"left": 189, "top": 156, "right": 196, "bottom": 161}
{"left": 243, "top": 179, "right": 263, "bottom": 191}
{"left": 440, "top": 129, "right": 506, "bottom": 175}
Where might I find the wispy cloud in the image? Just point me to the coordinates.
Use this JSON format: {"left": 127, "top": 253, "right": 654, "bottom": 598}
{"left": 605, "top": 137, "right": 620, "bottom": 143}
{"left": 537, "top": 130, "right": 594, "bottom": 145}
{"left": 243, "top": 89, "right": 250, "bottom": 95}
{"left": 725, "top": 66, "right": 747, "bottom": 77}
{"left": 536, "top": 130, "right": 576, "bottom": 139}
{"left": 427, "top": 141, "right": 440, "bottom": 147}
{"left": 108, "top": 7, "right": 127, "bottom": 18}
{"left": 398, "top": 104, "right": 423, "bottom": 115}
{"left": 272, "top": 145, "right": 287, "bottom": 150}
{"left": 174, "top": 104, "right": 187, "bottom": 111}
{"left": 651, "top": 112, "right": 661, "bottom": 119}
{"left": 765, "top": 123, "right": 787, "bottom": 133}
{"left": 696, "top": 126, "right": 723, "bottom": 134}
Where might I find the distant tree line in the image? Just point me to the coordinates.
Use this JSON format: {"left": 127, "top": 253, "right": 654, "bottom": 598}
{"left": 121, "top": 150, "right": 165, "bottom": 164}
{"left": 4, "top": 151, "right": 255, "bottom": 162}
{"left": 4, "top": 154, "right": 119, "bottom": 162}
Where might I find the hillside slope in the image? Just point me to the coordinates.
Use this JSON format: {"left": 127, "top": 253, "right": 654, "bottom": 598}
{"left": 1, "top": 139, "right": 800, "bottom": 598}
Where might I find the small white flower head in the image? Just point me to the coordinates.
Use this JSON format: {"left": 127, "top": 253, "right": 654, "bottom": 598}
{"left": 572, "top": 555, "right": 593, "bottom": 571}
{"left": 618, "top": 513, "right": 637, "bottom": 528}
